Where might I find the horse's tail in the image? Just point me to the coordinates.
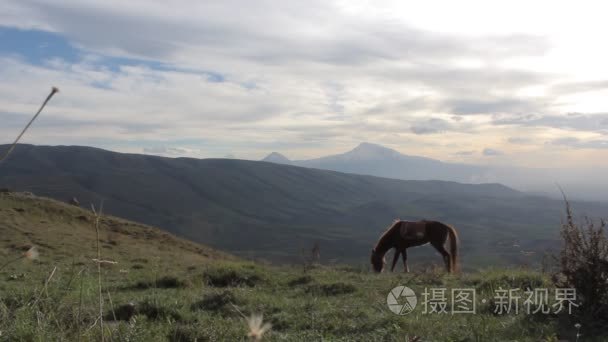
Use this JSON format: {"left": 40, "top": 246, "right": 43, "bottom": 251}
{"left": 446, "top": 224, "right": 459, "bottom": 273}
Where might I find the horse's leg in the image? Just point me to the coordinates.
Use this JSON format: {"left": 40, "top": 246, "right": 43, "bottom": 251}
{"left": 431, "top": 242, "right": 451, "bottom": 273}
{"left": 401, "top": 248, "right": 409, "bottom": 273}
{"left": 390, "top": 249, "right": 400, "bottom": 272}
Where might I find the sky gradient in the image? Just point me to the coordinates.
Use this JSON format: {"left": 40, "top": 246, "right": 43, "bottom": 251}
{"left": 1, "top": 0, "right": 608, "bottom": 168}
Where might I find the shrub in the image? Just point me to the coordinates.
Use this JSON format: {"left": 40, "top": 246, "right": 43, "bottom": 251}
{"left": 190, "top": 290, "right": 242, "bottom": 316}
{"left": 169, "top": 324, "right": 203, "bottom": 342}
{"left": 468, "top": 271, "right": 546, "bottom": 293}
{"left": 105, "top": 301, "right": 182, "bottom": 321}
{"left": 288, "top": 275, "right": 314, "bottom": 286}
{"left": 137, "top": 300, "right": 183, "bottom": 321}
{"left": 107, "top": 303, "right": 137, "bottom": 321}
{"left": 203, "top": 265, "right": 263, "bottom": 287}
{"left": 305, "top": 282, "right": 356, "bottom": 296}
{"left": 107, "top": 300, "right": 182, "bottom": 321}
{"left": 131, "top": 276, "right": 187, "bottom": 289}
{"left": 554, "top": 201, "right": 608, "bottom": 329}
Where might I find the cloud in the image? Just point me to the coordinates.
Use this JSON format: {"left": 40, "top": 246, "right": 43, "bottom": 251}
{"left": 142, "top": 146, "right": 192, "bottom": 155}
{"left": 141, "top": 145, "right": 207, "bottom": 157}
{"left": 444, "top": 97, "right": 545, "bottom": 116}
{"left": 483, "top": 148, "right": 504, "bottom": 156}
{"left": 552, "top": 80, "right": 608, "bottom": 95}
{"left": 0, "top": 1, "right": 551, "bottom": 68}
{"left": 453, "top": 150, "right": 476, "bottom": 156}
{"left": 410, "top": 118, "right": 452, "bottom": 134}
{"left": 548, "top": 137, "right": 608, "bottom": 149}
{"left": 507, "top": 137, "right": 532, "bottom": 144}
{"left": 493, "top": 112, "right": 608, "bottom": 134}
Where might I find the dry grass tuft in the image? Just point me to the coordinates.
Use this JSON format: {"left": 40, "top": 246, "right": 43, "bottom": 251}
{"left": 246, "top": 314, "right": 272, "bottom": 341}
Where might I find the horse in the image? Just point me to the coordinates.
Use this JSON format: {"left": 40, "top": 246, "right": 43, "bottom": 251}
{"left": 370, "top": 220, "right": 459, "bottom": 273}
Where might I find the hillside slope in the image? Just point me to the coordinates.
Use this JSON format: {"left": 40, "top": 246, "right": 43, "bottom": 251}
{"left": 2, "top": 144, "right": 607, "bottom": 266}
{"left": 0, "top": 191, "right": 232, "bottom": 272}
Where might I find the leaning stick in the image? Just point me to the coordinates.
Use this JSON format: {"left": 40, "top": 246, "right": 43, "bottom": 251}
{"left": 0, "top": 87, "right": 59, "bottom": 164}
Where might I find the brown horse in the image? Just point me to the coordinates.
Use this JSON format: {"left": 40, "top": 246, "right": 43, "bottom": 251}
{"left": 371, "top": 220, "right": 459, "bottom": 273}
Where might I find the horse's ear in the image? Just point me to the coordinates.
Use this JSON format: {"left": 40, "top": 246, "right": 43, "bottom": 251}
{"left": 371, "top": 248, "right": 376, "bottom": 253}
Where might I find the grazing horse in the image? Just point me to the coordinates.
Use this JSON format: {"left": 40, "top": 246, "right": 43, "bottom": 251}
{"left": 371, "top": 220, "right": 459, "bottom": 273}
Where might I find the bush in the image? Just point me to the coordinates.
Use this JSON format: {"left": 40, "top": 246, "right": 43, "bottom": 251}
{"left": 468, "top": 271, "right": 546, "bottom": 293}
{"left": 169, "top": 325, "right": 204, "bottom": 342}
{"left": 288, "top": 275, "right": 314, "bottom": 286}
{"left": 305, "top": 282, "right": 356, "bottom": 296}
{"left": 108, "top": 300, "right": 182, "bottom": 321}
{"left": 203, "top": 265, "right": 263, "bottom": 287}
{"left": 131, "top": 276, "right": 187, "bottom": 289}
{"left": 107, "top": 303, "right": 137, "bottom": 321}
{"left": 554, "top": 201, "right": 608, "bottom": 329}
{"left": 190, "top": 290, "right": 242, "bottom": 316}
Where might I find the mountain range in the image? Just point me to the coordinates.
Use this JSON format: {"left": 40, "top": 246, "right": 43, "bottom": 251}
{"left": 2, "top": 144, "right": 607, "bottom": 268}
{"left": 262, "top": 142, "right": 608, "bottom": 202}
{"left": 262, "top": 142, "right": 485, "bottom": 183}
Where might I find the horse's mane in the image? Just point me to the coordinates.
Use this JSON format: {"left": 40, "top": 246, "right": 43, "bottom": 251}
{"left": 374, "top": 219, "right": 401, "bottom": 248}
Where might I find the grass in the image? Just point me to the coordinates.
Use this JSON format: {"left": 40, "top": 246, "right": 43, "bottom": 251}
{"left": 0, "top": 259, "right": 588, "bottom": 341}
{"left": 1, "top": 192, "right": 605, "bottom": 341}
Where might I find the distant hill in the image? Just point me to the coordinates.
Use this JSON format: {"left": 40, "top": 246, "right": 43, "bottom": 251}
{"left": 2, "top": 144, "right": 607, "bottom": 266}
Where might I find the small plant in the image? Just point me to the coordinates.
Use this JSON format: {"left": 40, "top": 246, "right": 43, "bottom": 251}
{"left": 91, "top": 202, "right": 106, "bottom": 341}
{"left": 299, "top": 242, "right": 321, "bottom": 273}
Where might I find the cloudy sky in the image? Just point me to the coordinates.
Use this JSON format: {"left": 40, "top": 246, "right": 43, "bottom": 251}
{"left": 1, "top": 0, "right": 608, "bottom": 167}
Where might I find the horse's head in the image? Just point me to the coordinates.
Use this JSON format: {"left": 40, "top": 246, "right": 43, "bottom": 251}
{"left": 370, "top": 248, "right": 385, "bottom": 272}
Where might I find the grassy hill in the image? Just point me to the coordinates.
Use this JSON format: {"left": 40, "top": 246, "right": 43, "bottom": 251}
{"left": 0, "top": 191, "right": 232, "bottom": 271}
{"left": 2, "top": 144, "right": 608, "bottom": 268}
{"left": 0, "top": 192, "right": 598, "bottom": 341}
